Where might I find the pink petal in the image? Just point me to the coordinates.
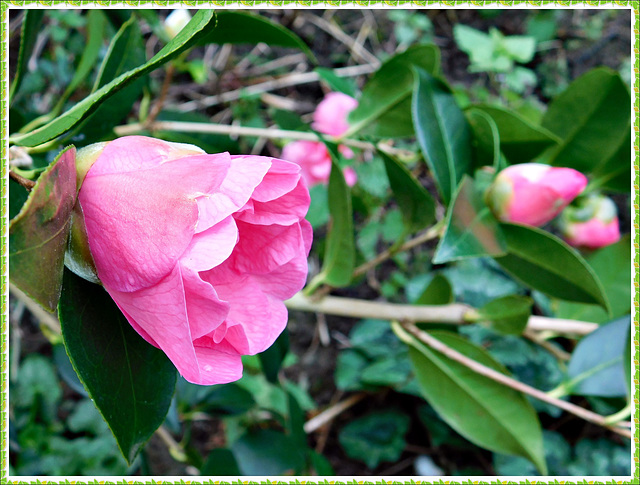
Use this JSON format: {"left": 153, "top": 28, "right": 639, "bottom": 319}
{"left": 506, "top": 184, "right": 562, "bottom": 226}
{"left": 541, "top": 168, "right": 588, "bottom": 203}
{"left": 237, "top": 156, "right": 302, "bottom": 202}
{"left": 565, "top": 218, "right": 621, "bottom": 249}
{"left": 86, "top": 136, "right": 207, "bottom": 177}
{"left": 81, "top": 156, "right": 228, "bottom": 292}
{"left": 252, "top": 257, "right": 309, "bottom": 300}
{"left": 312, "top": 92, "right": 358, "bottom": 137}
{"left": 196, "top": 156, "right": 271, "bottom": 233}
{"left": 181, "top": 265, "right": 229, "bottom": 340}
{"left": 235, "top": 179, "right": 310, "bottom": 226}
{"left": 192, "top": 346, "right": 243, "bottom": 385}
{"left": 183, "top": 216, "right": 239, "bottom": 272}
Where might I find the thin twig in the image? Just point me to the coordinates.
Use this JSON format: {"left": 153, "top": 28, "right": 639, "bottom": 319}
{"left": 9, "top": 284, "right": 61, "bottom": 335}
{"left": 400, "top": 322, "right": 631, "bottom": 439}
{"left": 155, "top": 425, "right": 187, "bottom": 462}
{"left": 523, "top": 329, "right": 571, "bottom": 361}
{"left": 171, "top": 63, "right": 378, "bottom": 112}
{"left": 114, "top": 120, "right": 412, "bottom": 159}
{"left": 9, "top": 170, "right": 35, "bottom": 191}
{"left": 145, "top": 63, "right": 176, "bottom": 126}
{"left": 304, "top": 392, "right": 367, "bottom": 434}
{"left": 285, "top": 293, "right": 600, "bottom": 337}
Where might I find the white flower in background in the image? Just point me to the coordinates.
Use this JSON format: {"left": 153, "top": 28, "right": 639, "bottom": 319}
{"left": 164, "top": 9, "right": 192, "bottom": 39}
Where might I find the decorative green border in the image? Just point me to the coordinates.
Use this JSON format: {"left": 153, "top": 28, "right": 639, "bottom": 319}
{"left": 1, "top": 1, "right": 638, "bottom": 484}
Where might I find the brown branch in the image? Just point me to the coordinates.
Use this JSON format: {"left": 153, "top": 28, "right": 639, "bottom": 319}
{"left": 145, "top": 62, "right": 176, "bottom": 127}
{"left": 9, "top": 170, "right": 35, "bottom": 191}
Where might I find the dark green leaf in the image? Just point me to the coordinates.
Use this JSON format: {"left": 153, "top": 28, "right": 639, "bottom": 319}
{"left": 415, "top": 274, "right": 454, "bottom": 305}
{"left": 76, "top": 15, "right": 147, "bottom": 144}
{"left": 258, "top": 329, "right": 289, "bottom": 384}
{"left": 394, "top": 325, "right": 547, "bottom": 474}
{"left": 433, "top": 176, "right": 506, "bottom": 263}
{"left": 589, "top": 129, "right": 631, "bottom": 193}
{"left": 475, "top": 105, "right": 560, "bottom": 163}
{"left": 9, "top": 146, "right": 76, "bottom": 311}
{"left": 315, "top": 67, "right": 357, "bottom": 97}
{"left": 286, "top": 390, "right": 307, "bottom": 449}
{"left": 199, "top": 11, "right": 315, "bottom": 62}
{"left": 542, "top": 68, "right": 631, "bottom": 173}
{"left": 380, "top": 149, "right": 435, "bottom": 234}
{"left": 10, "top": 10, "right": 216, "bottom": 147}
{"left": 9, "top": 178, "right": 29, "bottom": 221}
{"left": 495, "top": 223, "right": 609, "bottom": 310}
{"left": 58, "top": 270, "right": 177, "bottom": 464}
{"left": 624, "top": 328, "right": 631, "bottom": 397}
{"left": 347, "top": 44, "right": 440, "bottom": 137}
{"left": 466, "top": 107, "right": 501, "bottom": 169}
{"left": 307, "top": 158, "right": 355, "bottom": 290}
{"left": 53, "top": 344, "right": 88, "bottom": 397}
{"left": 554, "top": 234, "right": 631, "bottom": 323}
{"left": 9, "top": 9, "right": 45, "bottom": 103}
{"left": 231, "top": 429, "right": 306, "bottom": 475}
{"left": 412, "top": 68, "right": 473, "bottom": 204}
{"left": 566, "top": 316, "right": 630, "bottom": 397}
{"left": 338, "top": 411, "right": 410, "bottom": 469}
{"left": 309, "top": 450, "right": 335, "bottom": 475}
{"left": 475, "top": 295, "right": 533, "bottom": 335}
{"left": 200, "top": 449, "right": 241, "bottom": 476}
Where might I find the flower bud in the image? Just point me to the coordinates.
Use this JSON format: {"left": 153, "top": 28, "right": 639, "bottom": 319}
{"left": 281, "top": 140, "right": 357, "bottom": 188}
{"left": 486, "top": 163, "right": 588, "bottom": 227}
{"left": 312, "top": 92, "right": 358, "bottom": 137}
{"left": 559, "top": 194, "right": 620, "bottom": 249}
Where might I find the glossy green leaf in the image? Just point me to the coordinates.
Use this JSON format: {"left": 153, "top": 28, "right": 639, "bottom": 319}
{"left": 554, "top": 235, "right": 631, "bottom": 324}
{"left": 467, "top": 108, "right": 501, "bottom": 169}
{"left": 624, "top": 328, "right": 631, "bottom": 397}
{"left": 475, "top": 105, "right": 560, "bottom": 163}
{"left": 10, "top": 10, "right": 216, "bottom": 147}
{"left": 347, "top": 44, "right": 440, "bottom": 137}
{"left": 200, "top": 449, "right": 242, "bottom": 476}
{"left": 394, "top": 325, "right": 546, "bottom": 474}
{"left": 542, "top": 68, "right": 631, "bottom": 173}
{"left": 495, "top": 223, "right": 609, "bottom": 310}
{"left": 199, "top": 11, "right": 315, "bottom": 61}
{"left": 338, "top": 411, "right": 410, "bottom": 469}
{"left": 433, "top": 176, "right": 506, "bottom": 264}
{"left": 77, "top": 15, "right": 147, "bottom": 143}
{"left": 258, "top": 329, "right": 289, "bottom": 384}
{"left": 415, "top": 274, "right": 454, "bottom": 305}
{"left": 380, "top": 149, "right": 435, "bottom": 235}
{"left": 412, "top": 68, "right": 473, "bottom": 204}
{"left": 315, "top": 67, "right": 357, "bottom": 97}
{"left": 9, "top": 146, "right": 77, "bottom": 312}
{"left": 475, "top": 295, "right": 533, "bottom": 335}
{"left": 286, "top": 390, "right": 307, "bottom": 449}
{"left": 57, "top": 10, "right": 107, "bottom": 111}
{"left": 231, "top": 429, "right": 306, "bottom": 475}
{"left": 589, "top": 129, "right": 631, "bottom": 193}
{"left": 9, "top": 9, "right": 45, "bottom": 104}
{"left": 308, "top": 158, "right": 355, "bottom": 290}
{"left": 566, "top": 316, "right": 630, "bottom": 397}
{"left": 58, "top": 270, "right": 177, "bottom": 464}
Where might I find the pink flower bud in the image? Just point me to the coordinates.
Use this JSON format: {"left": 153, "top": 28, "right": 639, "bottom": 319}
{"left": 281, "top": 140, "right": 357, "bottom": 188}
{"left": 311, "top": 92, "right": 358, "bottom": 137}
{"left": 486, "top": 163, "right": 588, "bottom": 227}
{"left": 559, "top": 194, "right": 621, "bottom": 249}
{"left": 72, "top": 136, "right": 312, "bottom": 385}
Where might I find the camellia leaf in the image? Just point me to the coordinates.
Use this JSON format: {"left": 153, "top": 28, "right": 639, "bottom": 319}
{"left": 347, "top": 44, "right": 440, "bottom": 137}
{"left": 554, "top": 234, "right": 631, "bottom": 324}
{"left": 474, "top": 295, "right": 533, "bottom": 335}
{"left": 433, "top": 176, "right": 506, "bottom": 264}
{"left": 10, "top": 10, "right": 216, "bottom": 147}
{"left": 231, "top": 429, "right": 306, "bottom": 475}
{"left": 565, "top": 316, "right": 630, "bottom": 397}
{"left": 315, "top": 67, "right": 357, "bottom": 97}
{"left": 308, "top": 157, "right": 355, "bottom": 290}
{"left": 624, "top": 327, "right": 631, "bottom": 397}
{"left": 474, "top": 105, "right": 560, "bottom": 163}
{"left": 494, "top": 223, "right": 609, "bottom": 311}
{"left": 541, "top": 68, "right": 630, "bottom": 174}
{"left": 200, "top": 449, "right": 242, "bottom": 476}
{"left": 58, "top": 270, "right": 177, "bottom": 464}
{"left": 589, "top": 129, "right": 631, "bottom": 193}
{"left": 380, "top": 149, "right": 436, "bottom": 235}
{"left": 466, "top": 107, "right": 501, "bottom": 170}
{"left": 9, "top": 146, "right": 77, "bottom": 312}
{"left": 9, "top": 9, "right": 45, "bottom": 104}
{"left": 412, "top": 68, "right": 473, "bottom": 205}
{"left": 198, "top": 10, "right": 315, "bottom": 62}
{"left": 258, "top": 329, "right": 289, "bottom": 384}
{"left": 415, "top": 274, "right": 454, "bottom": 305}
{"left": 393, "top": 324, "right": 547, "bottom": 474}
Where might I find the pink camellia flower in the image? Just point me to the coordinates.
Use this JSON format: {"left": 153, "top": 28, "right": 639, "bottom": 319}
{"left": 559, "top": 194, "right": 621, "bottom": 249}
{"left": 312, "top": 92, "right": 359, "bottom": 137}
{"left": 486, "top": 163, "right": 588, "bottom": 227}
{"left": 71, "top": 136, "right": 312, "bottom": 385}
{"left": 281, "top": 140, "right": 357, "bottom": 187}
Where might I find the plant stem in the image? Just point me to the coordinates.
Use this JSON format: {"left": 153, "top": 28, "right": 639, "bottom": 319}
{"left": 304, "top": 392, "right": 367, "bottom": 434}
{"left": 9, "top": 170, "right": 36, "bottom": 191}
{"left": 400, "top": 322, "right": 631, "bottom": 439}
{"left": 285, "top": 293, "right": 599, "bottom": 336}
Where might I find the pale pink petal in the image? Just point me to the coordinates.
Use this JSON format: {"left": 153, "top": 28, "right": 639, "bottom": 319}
{"left": 81, "top": 156, "right": 227, "bottom": 292}
{"left": 252, "top": 257, "right": 309, "bottom": 300}
{"left": 192, "top": 346, "right": 243, "bottom": 384}
{"left": 312, "top": 92, "right": 358, "bottom": 137}
{"left": 281, "top": 141, "right": 332, "bottom": 187}
{"left": 541, "top": 168, "right": 588, "bottom": 203}
{"left": 565, "top": 218, "right": 621, "bottom": 249}
{"left": 86, "top": 136, "right": 207, "bottom": 177}
{"left": 338, "top": 144, "right": 354, "bottom": 159}
{"left": 181, "top": 265, "right": 229, "bottom": 340}
{"left": 196, "top": 156, "right": 271, "bottom": 233}
{"left": 183, "top": 216, "right": 239, "bottom": 272}
{"left": 343, "top": 166, "right": 358, "bottom": 187}
{"left": 506, "top": 185, "right": 561, "bottom": 226}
